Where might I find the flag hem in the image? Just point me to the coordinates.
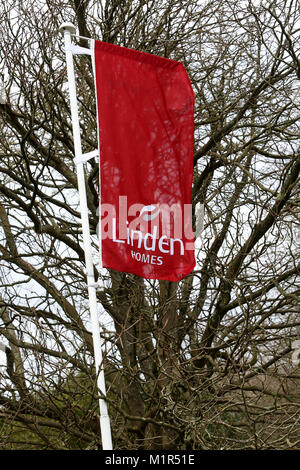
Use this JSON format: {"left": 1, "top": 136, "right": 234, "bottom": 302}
{"left": 91, "top": 38, "right": 103, "bottom": 269}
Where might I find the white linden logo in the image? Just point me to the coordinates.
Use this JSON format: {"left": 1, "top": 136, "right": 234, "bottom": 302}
{"left": 140, "top": 205, "right": 160, "bottom": 222}
{"left": 111, "top": 205, "right": 185, "bottom": 266}
{"left": 97, "top": 197, "right": 201, "bottom": 259}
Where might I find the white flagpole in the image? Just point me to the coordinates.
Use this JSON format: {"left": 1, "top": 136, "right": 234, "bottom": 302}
{"left": 59, "top": 22, "right": 113, "bottom": 450}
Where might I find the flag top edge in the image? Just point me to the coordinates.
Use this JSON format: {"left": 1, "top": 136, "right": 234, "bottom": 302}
{"left": 94, "top": 39, "right": 182, "bottom": 70}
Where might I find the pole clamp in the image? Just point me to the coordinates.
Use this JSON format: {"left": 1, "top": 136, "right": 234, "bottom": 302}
{"left": 74, "top": 149, "right": 99, "bottom": 166}
{"left": 66, "top": 43, "right": 92, "bottom": 56}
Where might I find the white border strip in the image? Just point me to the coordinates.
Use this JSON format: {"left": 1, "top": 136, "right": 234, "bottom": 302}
{"left": 91, "top": 39, "right": 103, "bottom": 269}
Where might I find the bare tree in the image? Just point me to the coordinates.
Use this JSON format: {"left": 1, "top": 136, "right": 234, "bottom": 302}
{"left": 0, "top": 0, "right": 299, "bottom": 450}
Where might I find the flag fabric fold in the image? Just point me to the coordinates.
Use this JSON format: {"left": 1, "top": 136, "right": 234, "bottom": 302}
{"left": 93, "top": 40, "right": 195, "bottom": 282}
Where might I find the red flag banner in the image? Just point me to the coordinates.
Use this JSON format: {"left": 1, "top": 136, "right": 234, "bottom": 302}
{"left": 93, "top": 40, "right": 195, "bottom": 282}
